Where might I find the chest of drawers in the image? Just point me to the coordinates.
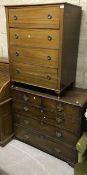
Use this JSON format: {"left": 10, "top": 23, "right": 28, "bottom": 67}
{"left": 6, "top": 3, "right": 81, "bottom": 94}
{"left": 0, "top": 59, "right": 14, "bottom": 146}
{"left": 11, "top": 84, "right": 87, "bottom": 166}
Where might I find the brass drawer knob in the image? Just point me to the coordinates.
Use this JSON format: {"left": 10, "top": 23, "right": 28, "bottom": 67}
{"left": 47, "top": 56, "right": 51, "bottom": 61}
{"left": 47, "top": 74, "right": 51, "bottom": 80}
{"left": 16, "top": 51, "right": 19, "bottom": 56}
{"left": 57, "top": 104, "right": 63, "bottom": 112}
{"left": 48, "top": 14, "right": 52, "bottom": 19}
{"left": 15, "top": 34, "right": 19, "bottom": 39}
{"left": 24, "top": 135, "right": 29, "bottom": 140}
{"left": 56, "top": 131, "right": 62, "bottom": 138}
{"left": 41, "top": 109, "right": 44, "bottom": 113}
{"left": 24, "top": 106, "right": 29, "bottom": 112}
{"left": 13, "top": 15, "right": 18, "bottom": 20}
{"left": 48, "top": 35, "right": 52, "bottom": 41}
{"left": 16, "top": 69, "right": 20, "bottom": 74}
{"left": 56, "top": 117, "right": 63, "bottom": 124}
{"left": 23, "top": 95, "right": 29, "bottom": 102}
{"left": 24, "top": 120, "right": 29, "bottom": 125}
{"left": 54, "top": 147, "right": 61, "bottom": 154}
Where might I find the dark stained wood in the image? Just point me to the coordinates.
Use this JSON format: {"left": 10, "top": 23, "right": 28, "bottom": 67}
{"left": 60, "top": 4, "right": 82, "bottom": 90}
{"left": 15, "top": 124, "right": 76, "bottom": 166}
{"left": 0, "top": 60, "right": 14, "bottom": 146}
{"left": 11, "top": 85, "right": 87, "bottom": 165}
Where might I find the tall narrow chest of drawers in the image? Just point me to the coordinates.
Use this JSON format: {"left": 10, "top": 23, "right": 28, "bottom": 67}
{"left": 6, "top": 3, "right": 81, "bottom": 94}
{"left": 11, "top": 84, "right": 87, "bottom": 166}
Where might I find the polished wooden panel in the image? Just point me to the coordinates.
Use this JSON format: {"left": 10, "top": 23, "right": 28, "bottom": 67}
{"left": 10, "top": 46, "right": 59, "bottom": 69}
{"left": 13, "top": 100, "right": 81, "bottom": 135}
{"left": 9, "top": 5, "right": 60, "bottom": 29}
{"left": 0, "top": 60, "right": 13, "bottom": 146}
{"left": 9, "top": 28, "right": 60, "bottom": 49}
{"left": 15, "top": 125, "right": 76, "bottom": 164}
{"left": 12, "top": 90, "right": 42, "bottom": 107}
{"left": 10, "top": 63, "right": 58, "bottom": 90}
{"left": 14, "top": 113, "right": 79, "bottom": 146}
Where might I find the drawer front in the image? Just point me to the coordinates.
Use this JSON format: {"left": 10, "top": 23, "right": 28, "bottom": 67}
{"left": 42, "top": 97, "right": 81, "bottom": 121}
{"left": 43, "top": 110, "right": 81, "bottom": 136}
{"left": 10, "top": 46, "right": 59, "bottom": 69}
{"left": 9, "top": 6, "right": 60, "bottom": 29}
{"left": 15, "top": 125, "right": 76, "bottom": 164}
{"left": 9, "top": 28, "right": 60, "bottom": 49}
{"left": 13, "top": 100, "right": 80, "bottom": 136}
{"left": 13, "top": 100, "right": 42, "bottom": 117}
{"left": 10, "top": 63, "right": 58, "bottom": 90}
{"left": 14, "top": 113, "right": 79, "bottom": 146}
{"left": 12, "top": 92, "right": 42, "bottom": 107}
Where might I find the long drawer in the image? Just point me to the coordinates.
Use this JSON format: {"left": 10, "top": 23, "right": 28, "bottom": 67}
{"left": 9, "top": 28, "right": 60, "bottom": 49}
{"left": 10, "top": 46, "right": 59, "bottom": 69}
{"left": 14, "top": 113, "right": 79, "bottom": 146}
{"left": 8, "top": 6, "right": 60, "bottom": 29}
{"left": 10, "top": 63, "right": 58, "bottom": 90}
{"left": 15, "top": 125, "right": 76, "bottom": 165}
{"left": 13, "top": 100, "right": 81, "bottom": 135}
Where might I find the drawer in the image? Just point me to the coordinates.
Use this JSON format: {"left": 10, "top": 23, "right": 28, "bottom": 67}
{"left": 14, "top": 113, "right": 79, "bottom": 146}
{"left": 13, "top": 100, "right": 42, "bottom": 117}
{"left": 15, "top": 125, "right": 76, "bottom": 164}
{"left": 43, "top": 110, "right": 81, "bottom": 136}
{"left": 9, "top": 28, "right": 60, "bottom": 49}
{"left": 10, "top": 46, "right": 59, "bottom": 69}
{"left": 42, "top": 97, "right": 81, "bottom": 121}
{"left": 8, "top": 6, "right": 60, "bottom": 29}
{"left": 12, "top": 92, "right": 41, "bottom": 107}
{"left": 10, "top": 63, "right": 58, "bottom": 90}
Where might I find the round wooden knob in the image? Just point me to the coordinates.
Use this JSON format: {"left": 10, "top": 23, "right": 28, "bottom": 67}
{"left": 47, "top": 74, "right": 51, "bottom": 80}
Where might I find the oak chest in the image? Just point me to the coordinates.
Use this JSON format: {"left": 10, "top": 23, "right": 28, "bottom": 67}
{"left": 11, "top": 84, "right": 87, "bottom": 166}
{"left": 6, "top": 3, "right": 81, "bottom": 94}
{"left": 0, "top": 59, "right": 13, "bottom": 146}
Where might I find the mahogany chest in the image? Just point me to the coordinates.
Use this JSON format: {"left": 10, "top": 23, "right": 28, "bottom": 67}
{"left": 6, "top": 3, "right": 81, "bottom": 94}
{"left": 0, "top": 59, "right": 13, "bottom": 146}
{"left": 11, "top": 84, "right": 87, "bottom": 166}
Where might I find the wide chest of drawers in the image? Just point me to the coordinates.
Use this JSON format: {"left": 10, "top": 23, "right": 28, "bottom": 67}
{"left": 11, "top": 84, "right": 87, "bottom": 166}
{"left": 0, "top": 59, "right": 13, "bottom": 146}
{"left": 6, "top": 3, "right": 81, "bottom": 94}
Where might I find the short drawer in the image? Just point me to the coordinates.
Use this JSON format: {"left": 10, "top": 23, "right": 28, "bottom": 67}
{"left": 13, "top": 100, "right": 42, "bottom": 117}
{"left": 14, "top": 125, "right": 76, "bottom": 164}
{"left": 43, "top": 110, "right": 81, "bottom": 136}
{"left": 12, "top": 92, "right": 42, "bottom": 107}
{"left": 10, "top": 63, "right": 58, "bottom": 90}
{"left": 9, "top": 28, "right": 60, "bottom": 49}
{"left": 14, "top": 113, "right": 79, "bottom": 146}
{"left": 10, "top": 46, "right": 59, "bottom": 69}
{"left": 42, "top": 97, "right": 81, "bottom": 121}
{"left": 8, "top": 6, "right": 60, "bottom": 29}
